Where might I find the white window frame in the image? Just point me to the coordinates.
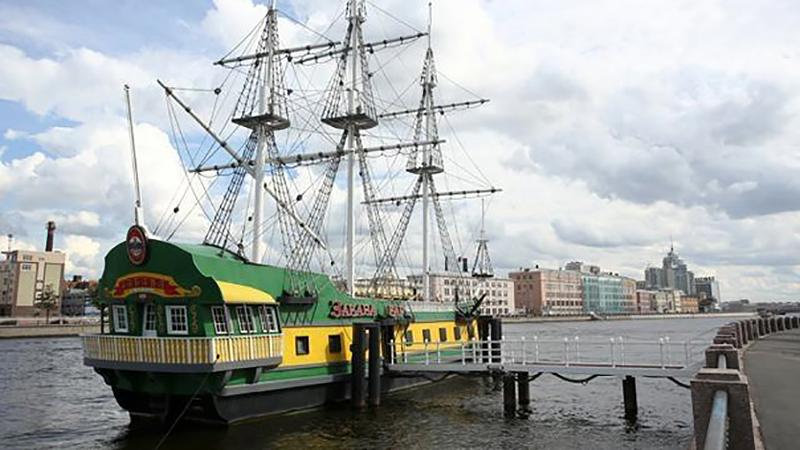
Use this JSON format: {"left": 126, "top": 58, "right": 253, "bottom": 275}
{"left": 142, "top": 304, "right": 157, "bottom": 336}
{"left": 260, "top": 306, "right": 280, "bottom": 333}
{"left": 211, "top": 306, "right": 229, "bottom": 335}
{"left": 165, "top": 305, "right": 188, "bottom": 335}
{"left": 236, "top": 305, "right": 255, "bottom": 334}
{"left": 112, "top": 305, "right": 129, "bottom": 333}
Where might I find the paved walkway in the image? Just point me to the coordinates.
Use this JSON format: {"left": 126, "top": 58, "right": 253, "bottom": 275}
{"left": 744, "top": 327, "right": 800, "bottom": 450}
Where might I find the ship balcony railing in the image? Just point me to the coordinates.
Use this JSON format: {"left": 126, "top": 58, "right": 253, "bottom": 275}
{"left": 81, "top": 334, "right": 283, "bottom": 372}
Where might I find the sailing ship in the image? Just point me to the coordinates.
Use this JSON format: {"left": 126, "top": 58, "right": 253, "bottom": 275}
{"left": 82, "top": 0, "right": 499, "bottom": 424}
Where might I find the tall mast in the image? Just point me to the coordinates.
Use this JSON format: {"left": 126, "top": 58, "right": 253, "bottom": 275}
{"left": 124, "top": 84, "right": 145, "bottom": 229}
{"left": 345, "top": 1, "right": 359, "bottom": 296}
{"left": 421, "top": 2, "right": 433, "bottom": 301}
{"left": 320, "top": 0, "right": 379, "bottom": 296}
{"left": 251, "top": 0, "right": 278, "bottom": 263}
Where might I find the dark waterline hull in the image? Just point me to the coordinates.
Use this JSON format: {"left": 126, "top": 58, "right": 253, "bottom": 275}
{"left": 115, "top": 372, "right": 449, "bottom": 426}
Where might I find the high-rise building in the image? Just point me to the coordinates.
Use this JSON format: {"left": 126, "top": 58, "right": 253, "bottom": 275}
{"left": 694, "top": 276, "right": 721, "bottom": 311}
{"left": 509, "top": 268, "right": 583, "bottom": 316}
{"left": 644, "top": 244, "right": 695, "bottom": 295}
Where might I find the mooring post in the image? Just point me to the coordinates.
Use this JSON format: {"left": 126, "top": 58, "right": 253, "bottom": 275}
{"left": 351, "top": 323, "right": 367, "bottom": 408}
{"left": 503, "top": 373, "right": 517, "bottom": 416}
{"left": 490, "top": 318, "right": 503, "bottom": 364}
{"left": 478, "top": 316, "right": 491, "bottom": 363}
{"left": 623, "top": 375, "right": 638, "bottom": 424}
{"left": 517, "top": 372, "right": 531, "bottom": 411}
{"left": 368, "top": 324, "right": 382, "bottom": 407}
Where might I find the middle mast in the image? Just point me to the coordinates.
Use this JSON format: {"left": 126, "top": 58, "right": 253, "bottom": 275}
{"left": 320, "top": 0, "right": 379, "bottom": 296}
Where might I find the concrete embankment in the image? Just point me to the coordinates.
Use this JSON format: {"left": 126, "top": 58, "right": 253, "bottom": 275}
{"left": 0, "top": 324, "right": 101, "bottom": 339}
{"left": 744, "top": 327, "right": 800, "bottom": 450}
{"left": 504, "top": 312, "right": 755, "bottom": 324}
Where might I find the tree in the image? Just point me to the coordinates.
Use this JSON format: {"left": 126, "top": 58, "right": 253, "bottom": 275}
{"left": 34, "top": 284, "right": 59, "bottom": 324}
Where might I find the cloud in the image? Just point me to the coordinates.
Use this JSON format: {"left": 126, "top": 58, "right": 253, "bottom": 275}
{"left": 0, "top": 0, "right": 798, "bottom": 302}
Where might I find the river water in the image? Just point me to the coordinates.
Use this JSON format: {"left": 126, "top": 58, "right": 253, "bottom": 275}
{"left": 0, "top": 317, "right": 731, "bottom": 449}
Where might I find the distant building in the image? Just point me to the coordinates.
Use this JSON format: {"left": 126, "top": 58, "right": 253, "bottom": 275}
{"left": 567, "top": 262, "right": 637, "bottom": 315}
{"left": 509, "top": 268, "right": 582, "bottom": 316}
{"left": 0, "top": 250, "right": 66, "bottom": 317}
{"left": 680, "top": 295, "right": 700, "bottom": 314}
{"left": 407, "top": 272, "right": 514, "bottom": 316}
{"left": 60, "top": 275, "right": 99, "bottom": 316}
{"left": 643, "top": 244, "right": 695, "bottom": 295}
{"left": 636, "top": 290, "right": 657, "bottom": 313}
{"left": 695, "top": 276, "right": 721, "bottom": 311}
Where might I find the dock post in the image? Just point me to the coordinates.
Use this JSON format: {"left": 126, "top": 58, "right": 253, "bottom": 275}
{"left": 517, "top": 372, "right": 530, "bottom": 411}
{"left": 478, "top": 316, "right": 490, "bottom": 363}
{"left": 351, "top": 323, "right": 367, "bottom": 408}
{"left": 623, "top": 375, "right": 638, "bottom": 424}
{"left": 368, "top": 324, "right": 382, "bottom": 407}
{"left": 503, "top": 373, "right": 516, "bottom": 416}
{"left": 490, "top": 318, "right": 503, "bottom": 364}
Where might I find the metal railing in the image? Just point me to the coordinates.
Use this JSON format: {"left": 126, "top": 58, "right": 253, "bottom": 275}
{"left": 389, "top": 336, "right": 708, "bottom": 369}
{"left": 81, "top": 333, "right": 282, "bottom": 365}
{"left": 704, "top": 354, "right": 729, "bottom": 450}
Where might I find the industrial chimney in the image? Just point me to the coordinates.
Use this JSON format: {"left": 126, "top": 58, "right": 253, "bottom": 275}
{"left": 45, "top": 221, "right": 56, "bottom": 252}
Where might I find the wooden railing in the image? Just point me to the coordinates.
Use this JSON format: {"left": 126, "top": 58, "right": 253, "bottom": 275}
{"left": 81, "top": 334, "right": 282, "bottom": 366}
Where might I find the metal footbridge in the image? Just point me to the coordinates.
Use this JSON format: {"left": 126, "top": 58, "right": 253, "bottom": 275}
{"left": 386, "top": 336, "right": 708, "bottom": 379}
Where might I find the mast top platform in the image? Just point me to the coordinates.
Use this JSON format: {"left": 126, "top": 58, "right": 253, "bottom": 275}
{"left": 232, "top": 112, "right": 290, "bottom": 131}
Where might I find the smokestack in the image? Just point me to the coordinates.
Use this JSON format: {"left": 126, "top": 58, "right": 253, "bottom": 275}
{"left": 45, "top": 221, "right": 56, "bottom": 252}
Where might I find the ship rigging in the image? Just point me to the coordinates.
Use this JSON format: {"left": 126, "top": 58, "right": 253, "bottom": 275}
{"left": 153, "top": 0, "right": 500, "bottom": 304}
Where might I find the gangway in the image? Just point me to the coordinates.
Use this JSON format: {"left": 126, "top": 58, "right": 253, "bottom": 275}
{"left": 383, "top": 335, "right": 710, "bottom": 421}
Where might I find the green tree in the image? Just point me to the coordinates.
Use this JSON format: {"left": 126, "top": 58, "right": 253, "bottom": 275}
{"left": 34, "top": 284, "right": 59, "bottom": 324}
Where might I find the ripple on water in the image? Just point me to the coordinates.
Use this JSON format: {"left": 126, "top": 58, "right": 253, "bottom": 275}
{"left": 0, "top": 318, "right": 729, "bottom": 449}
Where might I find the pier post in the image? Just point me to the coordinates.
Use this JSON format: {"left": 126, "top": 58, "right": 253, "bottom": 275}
{"left": 503, "top": 373, "right": 516, "bottom": 416}
{"left": 793, "top": 316, "right": 799, "bottom": 329}
{"left": 368, "top": 324, "right": 382, "bottom": 406}
{"left": 758, "top": 318, "right": 766, "bottom": 336}
{"left": 517, "top": 372, "right": 531, "bottom": 411}
{"left": 478, "top": 316, "right": 491, "bottom": 363}
{"left": 622, "top": 375, "right": 638, "bottom": 424}
{"left": 490, "top": 318, "right": 502, "bottom": 364}
{"left": 351, "top": 323, "right": 367, "bottom": 408}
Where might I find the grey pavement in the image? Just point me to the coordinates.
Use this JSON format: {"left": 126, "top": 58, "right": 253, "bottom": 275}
{"left": 744, "top": 327, "right": 800, "bottom": 450}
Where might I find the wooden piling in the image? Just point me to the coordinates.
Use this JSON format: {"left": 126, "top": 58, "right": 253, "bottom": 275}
{"left": 517, "top": 372, "right": 530, "bottom": 410}
{"left": 623, "top": 375, "right": 638, "bottom": 424}
{"left": 368, "top": 324, "right": 381, "bottom": 406}
{"left": 503, "top": 373, "right": 516, "bottom": 416}
{"left": 351, "top": 323, "right": 367, "bottom": 408}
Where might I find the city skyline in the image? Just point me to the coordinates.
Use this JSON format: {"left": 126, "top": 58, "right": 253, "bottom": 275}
{"left": 1, "top": 0, "right": 799, "bottom": 302}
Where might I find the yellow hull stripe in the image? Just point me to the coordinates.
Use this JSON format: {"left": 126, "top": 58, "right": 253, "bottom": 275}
{"left": 279, "top": 321, "right": 475, "bottom": 367}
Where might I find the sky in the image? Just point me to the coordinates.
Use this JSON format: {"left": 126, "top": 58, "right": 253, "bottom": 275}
{"left": 0, "top": 0, "right": 799, "bottom": 302}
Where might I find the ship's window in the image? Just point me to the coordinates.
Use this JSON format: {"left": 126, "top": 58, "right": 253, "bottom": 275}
{"left": 295, "top": 336, "right": 310, "bottom": 355}
{"left": 404, "top": 330, "right": 413, "bottom": 344}
{"left": 422, "top": 329, "right": 431, "bottom": 343}
{"left": 212, "top": 306, "right": 229, "bottom": 335}
{"left": 467, "top": 325, "right": 475, "bottom": 340}
{"left": 260, "top": 306, "right": 280, "bottom": 333}
{"left": 454, "top": 326, "right": 462, "bottom": 340}
{"left": 328, "top": 334, "right": 342, "bottom": 353}
{"left": 166, "top": 305, "right": 188, "bottom": 335}
{"left": 439, "top": 327, "right": 448, "bottom": 342}
{"left": 236, "top": 306, "right": 255, "bottom": 334}
{"left": 112, "top": 305, "right": 128, "bottom": 333}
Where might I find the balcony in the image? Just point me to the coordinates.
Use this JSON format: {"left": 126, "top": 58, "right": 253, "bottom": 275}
{"left": 82, "top": 334, "right": 282, "bottom": 373}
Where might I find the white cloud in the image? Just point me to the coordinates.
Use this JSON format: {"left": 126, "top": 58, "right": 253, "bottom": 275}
{"left": 0, "top": 0, "right": 798, "bottom": 302}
